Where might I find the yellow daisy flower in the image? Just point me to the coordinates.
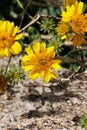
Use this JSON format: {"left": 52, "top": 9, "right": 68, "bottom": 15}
{"left": 55, "top": 21, "right": 70, "bottom": 36}
{"left": 0, "top": 75, "right": 7, "bottom": 93}
{"left": 62, "top": 1, "right": 84, "bottom": 22}
{"left": 0, "top": 21, "right": 22, "bottom": 57}
{"left": 21, "top": 42, "right": 62, "bottom": 82}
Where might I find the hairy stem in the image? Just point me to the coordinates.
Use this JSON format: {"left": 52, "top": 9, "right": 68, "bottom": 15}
{"left": 5, "top": 56, "right": 12, "bottom": 74}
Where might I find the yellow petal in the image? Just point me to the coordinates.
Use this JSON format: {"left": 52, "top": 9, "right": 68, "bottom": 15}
{"left": 41, "top": 42, "right": 46, "bottom": 51}
{"left": 25, "top": 46, "right": 34, "bottom": 56}
{"left": 47, "top": 46, "right": 54, "bottom": 54}
{"left": 11, "top": 42, "right": 22, "bottom": 55}
{"left": 2, "top": 21, "right": 7, "bottom": 31}
{"left": 77, "top": 2, "right": 83, "bottom": 14}
{"left": 61, "top": 35, "right": 67, "bottom": 39}
{"left": 52, "top": 62, "right": 61, "bottom": 70}
{"left": 43, "top": 71, "right": 51, "bottom": 82}
{"left": 44, "top": 76, "right": 51, "bottom": 82}
{"left": 22, "top": 65, "right": 34, "bottom": 71}
{"left": 13, "top": 26, "right": 19, "bottom": 35}
{"left": 28, "top": 71, "right": 40, "bottom": 80}
{"left": 44, "top": 70, "right": 57, "bottom": 82}
{"left": 5, "top": 47, "right": 11, "bottom": 57}
{"left": 68, "top": 5, "right": 74, "bottom": 15}
{"left": 50, "top": 71, "right": 57, "bottom": 79}
{"left": 15, "top": 33, "right": 23, "bottom": 40}
{"left": 33, "top": 42, "right": 41, "bottom": 53}
{"left": 21, "top": 55, "right": 30, "bottom": 61}
{"left": 0, "top": 50, "right": 5, "bottom": 57}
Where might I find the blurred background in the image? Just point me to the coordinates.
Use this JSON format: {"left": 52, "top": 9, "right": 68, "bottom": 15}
{"left": 0, "top": 0, "right": 62, "bottom": 26}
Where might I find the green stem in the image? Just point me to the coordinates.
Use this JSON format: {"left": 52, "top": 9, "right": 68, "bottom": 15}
{"left": 5, "top": 56, "right": 12, "bottom": 74}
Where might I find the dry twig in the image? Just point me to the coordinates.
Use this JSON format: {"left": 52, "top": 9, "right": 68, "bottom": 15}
{"left": 18, "top": 13, "right": 61, "bottom": 34}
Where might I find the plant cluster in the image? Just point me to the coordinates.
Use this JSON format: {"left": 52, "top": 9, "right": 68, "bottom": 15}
{"left": 0, "top": 0, "right": 86, "bottom": 90}
{"left": 80, "top": 113, "right": 87, "bottom": 130}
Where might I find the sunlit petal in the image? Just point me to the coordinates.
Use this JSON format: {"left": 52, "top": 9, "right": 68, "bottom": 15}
{"left": 28, "top": 71, "right": 41, "bottom": 80}
{"left": 5, "top": 47, "right": 11, "bottom": 57}
{"left": 25, "top": 46, "right": 34, "bottom": 56}
{"left": 22, "top": 65, "right": 34, "bottom": 71}
{"left": 52, "top": 62, "right": 61, "bottom": 70}
{"left": 11, "top": 42, "right": 22, "bottom": 54}
{"left": 33, "top": 42, "right": 40, "bottom": 53}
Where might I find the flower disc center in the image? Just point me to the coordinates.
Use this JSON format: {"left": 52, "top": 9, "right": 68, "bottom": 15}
{"left": 39, "top": 59, "right": 47, "bottom": 66}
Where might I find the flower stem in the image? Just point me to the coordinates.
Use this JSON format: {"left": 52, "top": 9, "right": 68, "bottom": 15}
{"left": 80, "top": 50, "right": 84, "bottom": 63}
{"left": 5, "top": 56, "right": 12, "bottom": 74}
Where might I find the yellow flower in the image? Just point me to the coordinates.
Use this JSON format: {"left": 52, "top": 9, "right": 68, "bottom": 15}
{"left": 72, "top": 13, "right": 87, "bottom": 34}
{"left": 55, "top": 21, "right": 70, "bottom": 36}
{"left": 62, "top": 0, "right": 77, "bottom": 7}
{"left": 62, "top": 1, "right": 84, "bottom": 22}
{"left": 0, "top": 75, "right": 7, "bottom": 93}
{"left": 0, "top": 21, "right": 22, "bottom": 57}
{"left": 21, "top": 42, "right": 62, "bottom": 82}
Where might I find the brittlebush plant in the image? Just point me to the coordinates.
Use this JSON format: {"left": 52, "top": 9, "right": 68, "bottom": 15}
{"left": 0, "top": 20, "right": 62, "bottom": 93}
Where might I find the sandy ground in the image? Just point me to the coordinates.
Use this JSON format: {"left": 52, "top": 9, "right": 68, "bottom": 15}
{"left": 0, "top": 56, "right": 87, "bottom": 130}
